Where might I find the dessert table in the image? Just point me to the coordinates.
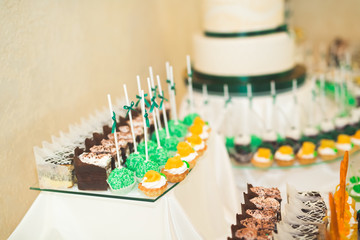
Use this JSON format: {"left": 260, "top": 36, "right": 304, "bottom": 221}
{"left": 10, "top": 134, "right": 240, "bottom": 240}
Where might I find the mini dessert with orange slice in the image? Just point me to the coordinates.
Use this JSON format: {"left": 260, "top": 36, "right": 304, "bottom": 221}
{"left": 138, "top": 170, "right": 168, "bottom": 197}
{"left": 297, "top": 142, "right": 317, "bottom": 165}
{"left": 317, "top": 139, "right": 339, "bottom": 161}
{"left": 251, "top": 148, "right": 273, "bottom": 168}
{"left": 336, "top": 134, "right": 355, "bottom": 155}
{"left": 176, "top": 142, "right": 199, "bottom": 169}
{"left": 186, "top": 134, "right": 207, "bottom": 157}
{"left": 351, "top": 130, "right": 360, "bottom": 149}
{"left": 161, "top": 156, "right": 189, "bottom": 183}
{"left": 189, "top": 117, "right": 210, "bottom": 141}
{"left": 274, "top": 145, "right": 295, "bottom": 167}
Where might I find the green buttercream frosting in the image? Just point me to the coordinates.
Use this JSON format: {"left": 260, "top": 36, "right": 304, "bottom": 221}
{"left": 150, "top": 148, "right": 171, "bottom": 166}
{"left": 107, "top": 168, "right": 135, "bottom": 190}
{"left": 126, "top": 153, "right": 144, "bottom": 171}
{"left": 163, "top": 137, "right": 179, "bottom": 151}
{"left": 138, "top": 140, "right": 158, "bottom": 155}
{"left": 168, "top": 120, "right": 188, "bottom": 138}
{"left": 135, "top": 160, "right": 160, "bottom": 179}
{"left": 183, "top": 113, "right": 200, "bottom": 126}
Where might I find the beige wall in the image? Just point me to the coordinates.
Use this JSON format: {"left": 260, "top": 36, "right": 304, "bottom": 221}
{"left": 1, "top": 0, "right": 360, "bottom": 239}
{"left": 0, "top": 1, "right": 201, "bottom": 239}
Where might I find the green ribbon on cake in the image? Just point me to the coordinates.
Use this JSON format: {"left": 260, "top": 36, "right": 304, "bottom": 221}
{"left": 205, "top": 24, "right": 288, "bottom": 38}
{"left": 135, "top": 94, "right": 150, "bottom": 107}
{"left": 123, "top": 101, "right": 136, "bottom": 117}
{"left": 158, "top": 91, "right": 168, "bottom": 110}
{"left": 111, "top": 111, "right": 117, "bottom": 134}
{"left": 186, "top": 65, "right": 306, "bottom": 95}
{"left": 144, "top": 109, "right": 150, "bottom": 128}
{"left": 149, "top": 96, "right": 158, "bottom": 113}
{"left": 166, "top": 79, "right": 176, "bottom": 95}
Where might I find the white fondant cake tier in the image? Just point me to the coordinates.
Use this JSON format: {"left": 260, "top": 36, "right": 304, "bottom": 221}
{"left": 204, "top": 0, "right": 284, "bottom": 33}
{"left": 193, "top": 32, "right": 295, "bottom": 76}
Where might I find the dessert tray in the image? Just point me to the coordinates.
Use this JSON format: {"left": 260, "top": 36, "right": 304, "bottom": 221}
{"left": 30, "top": 180, "right": 180, "bottom": 202}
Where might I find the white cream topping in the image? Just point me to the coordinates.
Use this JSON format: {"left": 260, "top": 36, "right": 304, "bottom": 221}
{"left": 188, "top": 141, "right": 206, "bottom": 151}
{"left": 335, "top": 117, "right": 349, "bottom": 128}
{"left": 79, "top": 152, "right": 112, "bottom": 168}
{"left": 141, "top": 175, "right": 167, "bottom": 189}
{"left": 336, "top": 143, "right": 352, "bottom": 151}
{"left": 297, "top": 149, "right": 315, "bottom": 159}
{"left": 235, "top": 134, "right": 251, "bottom": 145}
{"left": 286, "top": 128, "right": 301, "bottom": 140}
{"left": 351, "top": 137, "right": 360, "bottom": 146}
{"left": 318, "top": 147, "right": 336, "bottom": 156}
{"left": 320, "top": 120, "right": 335, "bottom": 132}
{"left": 274, "top": 151, "right": 294, "bottom": 161}
{"left": 176, "top": 152, "right": 198, "bottom": 162}
{"left": 253, "top": 152, "right": 272, "bottom": 163}
{"left": 263, "top": 130, "right": 277, "bottom": 142}
{"left": 304, "top": 126, "right": 319, "bottom": 136}
{"left": 199, "top": 131, "right": 209, "bottom": 140}
{"left": 163, "top": 162, "right": 188, "bottom": 175}
{"left": 202, "top": 125, "right": 210, "bottom": 133}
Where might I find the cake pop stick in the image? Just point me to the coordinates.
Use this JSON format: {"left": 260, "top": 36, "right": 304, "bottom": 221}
{"left": 271, "top": 80, "right": 276, "bottom": 105}
{"left": 140, "top": 90, "right": 149, "bottom": 162}
{"left": 123, "top": 84, "right": 138, "bottom": 153}
{"left": 169, "top": 66, "right": 178, "bottom": 123}
{"left": 247, "top": 83, "right": 253, "bottom": 108}
{"left": 136, "top": 75, "right": 150, "bottom": 108}
{"left": 147, "top": 77, "right": 161, "bottom": 149}
{"left": 107, "top": 94, "right": 122, "bottom": 168}
{"left": 149, "top": 66, "right": 162, "bottom": 129}
{"left": 186, "top": 55, "right": 194, "bottom": 113}
{"left": 292, "top": 79, "right": 297, "bottom": 105}
{"left": 202, "top": 84, "right": 209, "bottom": 120}
{"left": 157, "top": 75, "right": 170, "bottom": 138}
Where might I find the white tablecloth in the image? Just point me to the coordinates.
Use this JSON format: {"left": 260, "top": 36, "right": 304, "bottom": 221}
{"left": 10, "top": 134, "right": 240, "bottom": 240}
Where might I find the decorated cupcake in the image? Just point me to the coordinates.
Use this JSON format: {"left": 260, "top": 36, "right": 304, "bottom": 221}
{"left": 317, "top": 139, "right": 339, "bottom": 161}
{"left": 186, "top": 134, "right": 207, "bottom": 157}
{"left": 138, "top": 170, "right": 168, "bottom": 197}
{"left": 168, "top": 120, "right": 188, "bottom": 139}
{"left": 189, "top": 124, "right": 209, "bottom": 141}
{"left": 251, "top": 148, "right": 273, "bottom": 168}
{"left": 183, "top": 113, "right": 200, "bottom": 126}
{"left": 297, "top": 142, "right": 317, "bottom": 165}
{"left": 233, "top": 134, "right": 253, "bottom": 164}
{"left": 149, "top": 148, "right": 171, "bottom": 168}
{"left": 193, "top": 117, "right": 211, "bottom": 134}
{"left": 176, "top": 142, "right": 199, "bottom": 169}
{"left": 161, "top": 156, "right": 189, "bottom": 183}
{"left": 319, "top": 119, "right": 337, "bottom": 141}
{"left": 261, "top": 130, "right": 278, "bottom": 153}
{"left": 351, "top": 130, "right": 360, "bottom": 149}
{"left": 274, "top": 145, "right": 295, "bottom": 167}
{"left": 302, "top": 126, "right": 319, "bottom": 144}
{"left": 107, "top": 167, "right": 136, "bottom": 195}
{"left": 336, "top": 134, "right": 355, "bottom": 155}
{"left": 284, "top": 127, "right": 301, "bottom": 153}
{"left": 135, "top": 160, "right": 160, "bottom": 182}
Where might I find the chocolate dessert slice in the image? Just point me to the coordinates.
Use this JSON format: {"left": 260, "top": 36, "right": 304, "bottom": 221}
{"left": 74, "top": 149, "right": 112, "bottom": 190}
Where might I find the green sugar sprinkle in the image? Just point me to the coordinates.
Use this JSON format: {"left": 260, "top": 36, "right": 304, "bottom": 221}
{"left": 135, "top": 161, "right": 160, "bottom": 179}
{"left": 126, "top": 153, "right": 144, "bottom": 171}
{"left": 108, "top": 168, "right": 135, "bottom": 190}
{"left": 163, "top": 137, "right": 179, "bottom": 151}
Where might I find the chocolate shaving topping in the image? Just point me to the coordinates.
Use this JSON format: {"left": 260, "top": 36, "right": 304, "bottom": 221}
{"left": 240, "top": 218, "right": 275, "bottom": 230}
{"left": 250, "top": 187, "right": 281, "bottom": 201}
{"left": 245, "top": 209, "right": 277, "bottom": 221}
{"left": 250, "top": 197, "right": 280, "bottom": 211}
{"left": 235, "top": 228, "right": 257, "bottom": 240}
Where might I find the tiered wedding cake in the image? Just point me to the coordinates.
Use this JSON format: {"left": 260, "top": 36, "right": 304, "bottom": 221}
{"left": 191, "top": 0, "right": 305, "bottom": 94}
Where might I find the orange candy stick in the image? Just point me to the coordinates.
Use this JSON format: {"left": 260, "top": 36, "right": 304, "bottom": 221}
{"left": 329, "top": 192, "right": 340, "bottom": 240}
{"left": 339, "top": 151, "right": 349, "bottom": 222}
